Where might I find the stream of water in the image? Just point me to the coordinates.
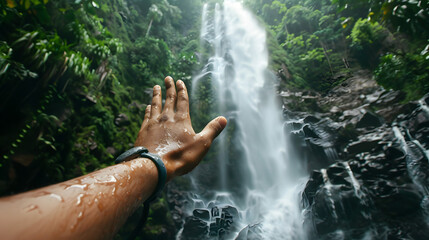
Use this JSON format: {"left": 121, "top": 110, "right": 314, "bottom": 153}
{"left": 186, "top": 1, "right": 307, "bottom": 239}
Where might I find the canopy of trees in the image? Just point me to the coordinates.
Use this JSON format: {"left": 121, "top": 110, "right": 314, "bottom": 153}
{"left": 245, "top": 0, "right": 429, "bottom": 97}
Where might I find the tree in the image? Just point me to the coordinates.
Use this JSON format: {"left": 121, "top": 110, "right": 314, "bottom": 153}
{"left": 146, "top": 4, "right": 163, "bottom": 37}
{"left": 349, "top": 18, "right": 387, "bottom": 68}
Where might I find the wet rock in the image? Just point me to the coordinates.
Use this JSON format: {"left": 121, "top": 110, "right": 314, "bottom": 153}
{"left": 303, "top": 170, "right": 323, "bottom": 206}
{"left": 424, "top": 93, "right": 429, "bottom": 105}
{"left": 182, "top": 216, "right": 208, "bottom": 239}
{"left": 193, "top": 209, "right": 210, "bottom": 221}
{"left": 303, "top": 125, "right": 319, "bottom": 138}
{"left": 235, "top": 224, "right": 263, "bottom": 240}
{"left": 406, "top": 111, "right": 429, "bottom": 133}
{"left": 211, "top": 206, "right": 220, "bottom": 217}
{"left": 356, "top": 111, "right": 382, "bottom": 129}
{"left": 385, "top": 147, "right": 404, "bottom": 161}
{"left": 373, "top": 183, "right": 422, "bottom": 216}
{"left": 330, "top": 106, "right": 341, "bottom": 114}
{"left": 346, "top": 137, "right": 381, "bottom": 155}
{"left": 376, "top": 102, "right": 417, "bottom": 123}
{"left": 222, "top": 205, "right": 239, "bottom": 219}
{"left": 374, "top": 90, "right": 405, "bottom": 107}
{"left": 114, "top": 113, "right": 130, "bottom": 127}
{"left": 304, "top": 115, "right": 320, "bottom": 124}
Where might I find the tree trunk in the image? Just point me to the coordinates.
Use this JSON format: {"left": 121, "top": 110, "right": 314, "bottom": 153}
{"left": 320, "top": 42, "right": 334, "bottom": 77}
{"left": 146, "top": 18, "right": 154, "bottom": 37}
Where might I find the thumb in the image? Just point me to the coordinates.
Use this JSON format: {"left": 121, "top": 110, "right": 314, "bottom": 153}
{"left": 199, "top": 116, "right": 227, "bottom": 141}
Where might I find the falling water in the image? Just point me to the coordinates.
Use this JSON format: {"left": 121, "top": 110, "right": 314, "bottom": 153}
{"left": 189, "top": 0, "right": 307, "bottom": 239}
{"left": 420, "top": 98, "right": 429, "bottom": 116}
{"left": 393, "top": 125, "right": 429, "bottom": 220}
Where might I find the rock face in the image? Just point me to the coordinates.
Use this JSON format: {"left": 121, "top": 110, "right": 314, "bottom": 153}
{"left": 180, "top": 203, "right": 240, "bottom": 240}
{"left": 283, "top": 72, "right": 429, "bottom": 239}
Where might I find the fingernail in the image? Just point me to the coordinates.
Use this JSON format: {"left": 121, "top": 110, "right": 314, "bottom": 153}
{"left": 217, "top": 116, "right": 227, "bottom": 129}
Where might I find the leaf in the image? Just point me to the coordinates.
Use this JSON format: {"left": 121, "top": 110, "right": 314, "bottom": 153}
{"left": 25, "top": 0, "right": 31, "bottom": 10}
{"left": 91, "top": 1, "right": 99, "bottom": 8}
{"left": 6, "top": 0, "right": 17, "bottom": 8}
{"left": 0, "top": 63, "right": 10, "bottom": 75}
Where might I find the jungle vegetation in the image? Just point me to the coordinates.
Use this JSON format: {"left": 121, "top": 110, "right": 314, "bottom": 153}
{"left": 0, "top": 0, "right": 428, "bottom": 238}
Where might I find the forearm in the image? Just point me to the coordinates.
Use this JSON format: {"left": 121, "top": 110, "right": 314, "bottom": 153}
{"left": 0, "top": 157, "right": 157, "bottom": 240}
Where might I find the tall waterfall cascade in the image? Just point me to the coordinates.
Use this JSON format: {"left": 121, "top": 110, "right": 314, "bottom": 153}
{"left": 186, "top": 1, "right": 307, "bottom": 239}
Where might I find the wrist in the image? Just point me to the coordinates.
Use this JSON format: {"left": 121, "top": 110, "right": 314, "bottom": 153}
{"left": 115, "top": 147, "right": 167, "bottom": 203}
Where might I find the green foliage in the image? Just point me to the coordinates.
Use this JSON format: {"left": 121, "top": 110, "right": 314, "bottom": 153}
{"left": 332, "top": 0, "right": 429, "bottom": 38}
{"left": 349, "top": 18, "right": 387, "bottom": 68}
{"left": 262, "top": 1, "right": 287, "bottom": 26}
{"left": 0, "top": 0, "right": 201, "bottom": 200}
{"left": 375, "top": 51, "right": 429, "bottom": 101}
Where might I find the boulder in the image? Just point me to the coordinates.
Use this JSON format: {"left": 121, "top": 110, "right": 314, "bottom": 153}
{"left": 303, "top": 125, "right": 319, "bottom": 138}
{"left": 182, "top": 216, "right": 208, "bottom": 239}
{"left": 235, "top": 224, "right": 263, "bottom": 240}
{"left": 222, "top": 205, "right": 239, "bottom": 219}
{"left": 374, "top": 90, "right": 405, "bottom": 107}
{"left": 193, "top": 209, "right": 210, "bottom": 221}
{"left": 304, "top": 115, "right": 320, "bottom": 124}
{"left": 356, "top": 111, "right": 382, "bottom": 129}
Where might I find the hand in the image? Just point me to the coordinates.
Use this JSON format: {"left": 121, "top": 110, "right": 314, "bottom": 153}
{"left": 135, "top": 76, "right": 227, "bottom": 181}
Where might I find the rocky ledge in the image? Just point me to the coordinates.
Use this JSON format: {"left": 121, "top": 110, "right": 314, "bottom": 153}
{"left": 282, "top": 70, "right": 429, "bottom": 239}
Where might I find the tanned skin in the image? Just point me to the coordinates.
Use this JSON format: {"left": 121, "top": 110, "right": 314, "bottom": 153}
{"left": 0, "top": 76, "right": 227, "bottom": 240}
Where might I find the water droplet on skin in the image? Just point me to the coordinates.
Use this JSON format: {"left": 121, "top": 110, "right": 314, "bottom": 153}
{"left": 24, "top": 204, "right": 39, "bottom": 213}
{"left": 33, "top": 191, "right": 50, "bottom": 197}
{"left": 66, "top": 184, "right": 88, "bottom": 190}
{"left": 96, "top": 175, "right": 117, "bottom": 184}
{"left": 96, "top": 198, "right": 104, "bottom": 211}
{"left": 49, "top": 193, "right": 64, "bottom": 202}
{"left": 78, "top": 211, "right": 83, "bottom": 219}
{"left": 112, "top": 187, "right": 116, "bottom": 196}
{"left": 70, "top": 224, "right": 76, "bottom": 231}
{"left": 76, "top": 194, "right": 84, "bottom": 206}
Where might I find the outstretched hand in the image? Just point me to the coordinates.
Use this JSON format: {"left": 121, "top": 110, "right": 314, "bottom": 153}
{"left": 135, "top": 76, "right": 227, "bottom": 181}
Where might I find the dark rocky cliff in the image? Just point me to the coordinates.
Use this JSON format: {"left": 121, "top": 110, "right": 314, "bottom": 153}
{"left": 282, "top": 70, "right": 429, "bottom": 239}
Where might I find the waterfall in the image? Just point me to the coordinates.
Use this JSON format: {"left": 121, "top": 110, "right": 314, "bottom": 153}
{"left": 393, "top": 125, "right": 429, "bottom": 221}
{"left": 420, "top": 98, "right": 429, "bottom": 116}
{"left": 187, "top": 1, "right": 307, "bottom": 239}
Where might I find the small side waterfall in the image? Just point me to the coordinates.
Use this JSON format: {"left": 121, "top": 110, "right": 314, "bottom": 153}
{"left": 392, "top": 125, "right": 429, "bottom": 220}
{"left": 185, "top": 1, "right": 307, "bottom": 239}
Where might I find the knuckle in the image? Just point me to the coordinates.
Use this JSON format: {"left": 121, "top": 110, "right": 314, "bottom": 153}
{"left": 166, "top": 93, "right": 176, "bottom": 101}
{"left": 179, "top": 94, "right": 188, "bottom": 102}
{"left": 175, "top": 113, "right": 188, "bottom": 121}
{"left": 159, "top": 114, "right": 169, "bottom": 122}
{"left": 147, "top": 120, "right": 157, "bottom": 129}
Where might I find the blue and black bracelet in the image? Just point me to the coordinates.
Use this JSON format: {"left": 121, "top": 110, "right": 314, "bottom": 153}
{"left": 115, "top": 146, "right": 167, "bottom": 239}
{"left": 115, "top": 146, "right": 167, "bottom": 204}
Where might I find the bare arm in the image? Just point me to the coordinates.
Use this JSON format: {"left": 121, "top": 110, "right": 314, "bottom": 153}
{"left": 0, "top": 76, "right": 227, "bottom": 240}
